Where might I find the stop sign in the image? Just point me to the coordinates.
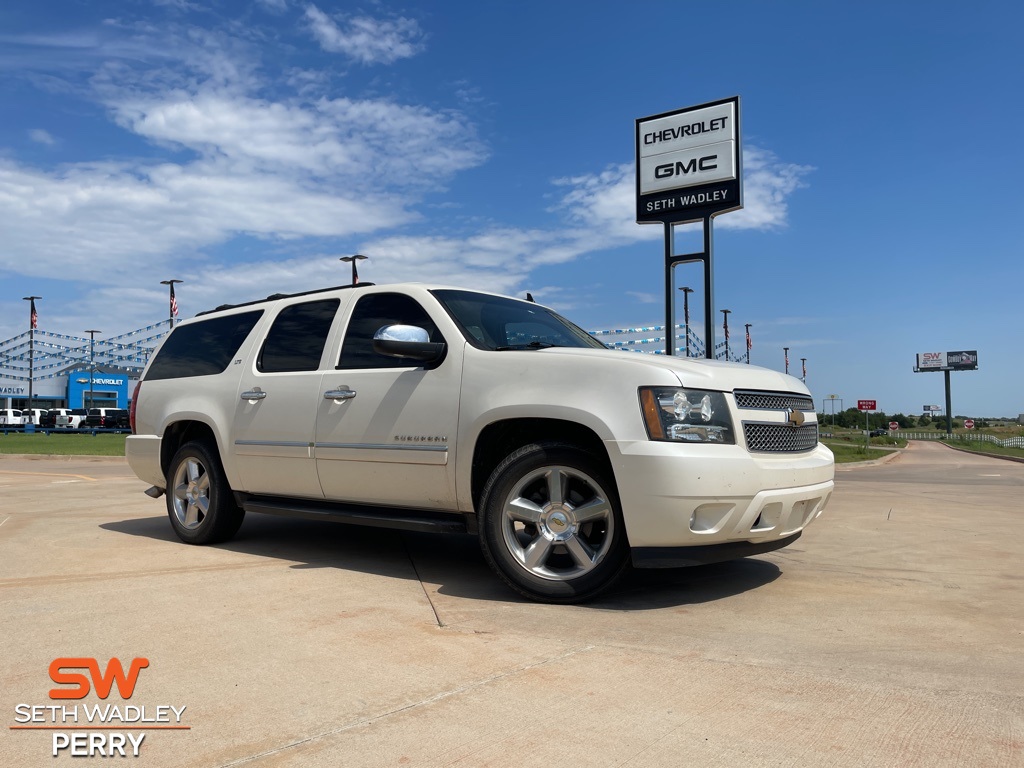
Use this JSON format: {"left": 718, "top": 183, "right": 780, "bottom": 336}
{"left": 964, "top": 419, "right": 975, "bottom": 429}
{"left": 889, "top": 422, "right": 899, "bottom": 431}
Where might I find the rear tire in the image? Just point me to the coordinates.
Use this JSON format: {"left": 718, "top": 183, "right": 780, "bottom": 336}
{"left": 166, "top": 441, "right": 244, "bottom": 544}
{"left": 479, "top": 442, "right": 629, "bottom": 603}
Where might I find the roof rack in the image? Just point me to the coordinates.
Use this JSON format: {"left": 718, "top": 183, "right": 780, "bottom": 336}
{"left": 196, "top": 282, "right": 376, "bottom": 317}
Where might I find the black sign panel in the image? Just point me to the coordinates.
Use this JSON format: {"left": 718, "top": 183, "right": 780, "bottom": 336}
{"left": 945, "top": 350, "right": 979, "bottom": 371}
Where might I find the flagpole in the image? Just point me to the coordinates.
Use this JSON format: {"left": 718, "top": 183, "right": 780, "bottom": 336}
{"left": 720, "top": 309, "right": 731, "bottom": 362}
{"left": 160, "top": 279, "right": 183, "bottom": 332}
{"left": 22, "top": 296, "right": 41, "bottom": 419}
{"left": 744, "top": 323, "right": 752, "bottom": 364}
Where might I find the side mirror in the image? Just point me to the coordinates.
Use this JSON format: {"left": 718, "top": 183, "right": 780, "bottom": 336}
{"left": 372, "top": 325, "right": 446, "bottom": 365}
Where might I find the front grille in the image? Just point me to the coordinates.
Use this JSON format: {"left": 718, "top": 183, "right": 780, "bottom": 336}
{"left": 735, "top": 390, "right": 815, "bottom": 411}
{"left": 744, "top": 423, "right": 819, "bottom": 453}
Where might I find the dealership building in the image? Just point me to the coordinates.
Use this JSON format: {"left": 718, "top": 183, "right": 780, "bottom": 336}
{"left": 0, "top": 323, "right": 169, "bottom": 411}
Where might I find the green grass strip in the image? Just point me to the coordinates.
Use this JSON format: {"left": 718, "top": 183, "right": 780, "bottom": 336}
{"left": 0, "top": 431, "right": 127, "bottom": 456}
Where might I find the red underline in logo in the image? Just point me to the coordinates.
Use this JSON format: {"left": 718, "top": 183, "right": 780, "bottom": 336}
{"left": 9, "top": 729, "right": 191, "bottom": 733}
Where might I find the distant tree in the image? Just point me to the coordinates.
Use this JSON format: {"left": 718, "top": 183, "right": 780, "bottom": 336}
{"left": 919, "top": 413, "right": 932, "bottom": 426}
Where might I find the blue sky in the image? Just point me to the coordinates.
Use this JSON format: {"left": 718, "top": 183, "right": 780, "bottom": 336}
{"left": 1, "top": 1, "right": 1021, "bottom": 417}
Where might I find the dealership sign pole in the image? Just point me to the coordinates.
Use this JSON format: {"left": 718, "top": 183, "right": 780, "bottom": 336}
{"left": 636, "top": 97, "right": 742, "bottom": 357}
{"left": 913, "top": 351, "right": 979, "bottom": 434}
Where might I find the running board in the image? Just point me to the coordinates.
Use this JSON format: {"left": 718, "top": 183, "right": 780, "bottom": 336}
{"left": 239, "top": 495, "right": 470, "bottom": 535}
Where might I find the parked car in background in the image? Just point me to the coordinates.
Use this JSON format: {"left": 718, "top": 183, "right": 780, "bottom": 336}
{"left": 869, "top": 428, "right": 889, "bottom": 437}
{"left": 23, "top": 408, "right": 48, "bottom": 426}
{"left": 80, "top": 408, "right": 131, "bottom": 430}
{"left": 39, "top": 409, "right": 66, "bottom": 428}
{"left": 0, "top": 408, "right": 26, "bottom": 426}
{"left": 55, "top": 408, "right": 89, "bottom": 429}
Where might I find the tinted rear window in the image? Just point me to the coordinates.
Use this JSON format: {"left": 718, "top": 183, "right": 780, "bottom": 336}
{"left": 146, "top": 310, "right": 263, "bottom": 381}
{"left": 258, "top": 299, "right": 339, "bottom": 373}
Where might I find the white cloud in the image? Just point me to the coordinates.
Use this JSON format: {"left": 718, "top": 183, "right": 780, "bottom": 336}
{"left": 0, "top": 158, "right": 415, "bottom": 280}
{"left": 719, "top": 146, "right": 813, "bottom": 230}
{"left": 304, "top": 6, "right": 424, "bottom": 65}
{"left": 28, "top": 128, "right": 56, "bottom": 145}
{"left": 552, "top": 146, "right": 813, "bottom": 240}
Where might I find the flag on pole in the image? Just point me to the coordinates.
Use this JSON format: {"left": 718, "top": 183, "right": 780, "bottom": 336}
{"left": 30, "top": 298, "right": 38, "bottom": 330}
{"left": 785, "top": 349, "right": 789, "bottom": 370}
{"left": 746, "top": 328, "right": 752, "bottom": 351}
{"left": 170, "top": 284, "right": 179, "bottom": 317}
{"left": 352, "top": 260, "right": 360, "bottom": 285}
{"left": 802, "top": 360, "right": 807, "bottom": 379}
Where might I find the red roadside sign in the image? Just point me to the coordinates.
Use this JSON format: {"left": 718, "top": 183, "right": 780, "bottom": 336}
{"left": 889, "top": 422, "right": 899, "bottom": 431}
{"left": 964, "top": 419, "right": 975, "bottom": 429}
{"left": 858, "top": 400, "right": 876, "bottom": 411}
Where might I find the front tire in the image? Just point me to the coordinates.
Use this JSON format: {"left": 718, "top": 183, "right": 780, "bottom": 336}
{"left": 479, "top": 442, "right": 629, "bottom": 603}
{"left": 166, "top": 441, "right": 244, "bottom": 545}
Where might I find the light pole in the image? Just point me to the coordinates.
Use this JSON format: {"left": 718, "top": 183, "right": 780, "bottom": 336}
{"left": 23, "top": 296, "right": 41, "bottom": 417}
{"left": 720, "top": 309, "right": 731, "bottom": 362}
{"left": 678, "top": 286, "right": 693, "bottom": 358}
{"left": 85, "top": 330, "right": 101, "bottom": 409}
{"left": 339, "top": 254, "right": 368, "bottom": 286}
{"left": 784, "top": 347, "right": 790, "bottom": 374}
{"left": 744, "top": 323, "right": 752, "bottom": 364}
{"left": 160, "top": 279, "right": 183, "bottom": 331}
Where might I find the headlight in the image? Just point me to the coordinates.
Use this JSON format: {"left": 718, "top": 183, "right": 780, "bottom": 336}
{"left": 639, "top": 387, "right": 734, "bottom": 444}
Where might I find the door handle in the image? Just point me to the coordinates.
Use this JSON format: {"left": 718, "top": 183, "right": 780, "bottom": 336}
{"left": 324, "top": 389, "right": 356, "bottom": 401}
{"left": 240, "top": 390, "right": 267, "bottom": 401}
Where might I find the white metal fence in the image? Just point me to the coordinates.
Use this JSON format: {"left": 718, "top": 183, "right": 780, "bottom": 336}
{"left": 900, "top": 432, "right": 1024, "bottom": 448}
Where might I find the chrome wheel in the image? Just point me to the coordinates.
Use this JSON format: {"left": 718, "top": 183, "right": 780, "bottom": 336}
{"left": 171, "top": 456, "right": 210, "bottom": 530}
{"left": 165, "top": 442, "right": 244, "bottom": 545}
{"left": 500, "top": 464, "right": 616, "bottom": 582}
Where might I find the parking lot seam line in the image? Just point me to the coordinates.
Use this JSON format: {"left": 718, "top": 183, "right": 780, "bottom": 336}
{"left": 401, "top": 533, "right": 444, "bottom": 628}
{"left": 0, "top": 517, "right": 8, "bottom": 527}
{"left": 213, "top": 644, "right": 597, "bottom": 768}
{"left": 0, "top": 469, "right": 98, "bottom": 482}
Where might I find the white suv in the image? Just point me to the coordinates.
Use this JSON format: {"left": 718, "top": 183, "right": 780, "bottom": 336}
{"left": 127, "top": 283, "right": 834, "bottom": 602}
{"left": 1, "top": 408, "right": 26, "bottom": 426}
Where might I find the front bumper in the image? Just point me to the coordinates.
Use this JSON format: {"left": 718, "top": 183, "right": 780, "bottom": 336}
{"left": 631, "top": 532, "right": 801, "bottom": 568}
{"left": 606, "top": 440, "right": 834, "bottom": 548}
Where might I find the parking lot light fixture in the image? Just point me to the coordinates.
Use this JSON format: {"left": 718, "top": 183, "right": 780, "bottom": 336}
{"left": 339, "top": 254, "right": 368, "bottom": 286}
{"left": 678, "top": 287, "right": 694, "bottom": 358}
{"left": 85, "top": 330, "right": 101, "bottom": 409}
{"left": 23, "top": 296, "right": 41, "bottom": 414}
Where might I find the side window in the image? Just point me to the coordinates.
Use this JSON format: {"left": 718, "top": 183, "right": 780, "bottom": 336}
{"left": 338, "top": 293, "right": 442, "bottom": 370}
{"left": 146, "top": 310, "right": 263, "bottom": 381}
{"left": 258, "top": 299, "right": 340, "bottom": 373}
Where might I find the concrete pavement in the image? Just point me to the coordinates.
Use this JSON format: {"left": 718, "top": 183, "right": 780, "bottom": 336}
{"left": 2, "top": 441, "right": 1022, "bottom": 766}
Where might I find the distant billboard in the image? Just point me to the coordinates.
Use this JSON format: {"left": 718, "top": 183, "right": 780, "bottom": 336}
{"left": 923, "top": 405, "right": 942, "bottom": 412}
{"left": 915, "top": 350, "right": 978, "bottom": 372}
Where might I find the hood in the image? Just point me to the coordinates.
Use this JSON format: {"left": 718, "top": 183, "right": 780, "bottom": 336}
{"left": 528, "top": 346, "right": 812, "bottom": 394}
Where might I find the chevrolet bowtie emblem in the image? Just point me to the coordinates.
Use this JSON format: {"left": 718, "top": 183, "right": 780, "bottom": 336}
{"left": 786, "top": 408, "right": 806, "bottom": 427}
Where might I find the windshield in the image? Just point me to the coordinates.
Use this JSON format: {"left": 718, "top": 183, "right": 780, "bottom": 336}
{"left": 432, "top": 289, "right": 607, "bottom": 351}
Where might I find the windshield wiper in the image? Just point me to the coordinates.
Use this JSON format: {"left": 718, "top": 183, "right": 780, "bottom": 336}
{"left": 494, "top": 341, "right": 558, "bottom": 351}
